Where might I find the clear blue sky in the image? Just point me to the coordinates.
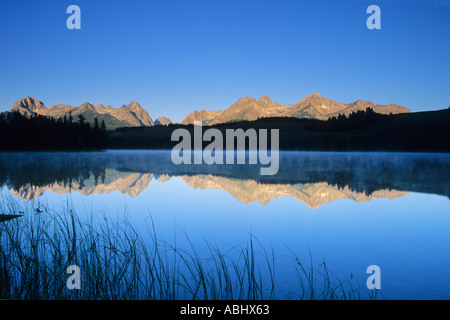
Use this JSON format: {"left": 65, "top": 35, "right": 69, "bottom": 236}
{"left": 0, "top": 0, "right": 449, "bottom": 122}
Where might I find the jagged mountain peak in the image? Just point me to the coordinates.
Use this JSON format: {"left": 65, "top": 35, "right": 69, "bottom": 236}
{"left": 299, "top": 92, "right": 331, "bottom": 103}
{"left": 308, "top": 92, "right": 322, "bottom": 97}
{"left": 236, "top": 96, "right": 257, "bottom": 103}
{"left": 123, "top": 101, "right": 143, "bottom": 110}
{"left": 154, "top": 116, "right": 173, "bottom": 126}
{"left": 117, "top": 101, "right": 154, "bottom": 126}
{"left": 11, "top": 96, "right": 46, "bottom": 114}
{"left": 8, "top": 97, "right": 156, "bottom": 128}
{"left": 259, "top": 95, "right": 273, "bottom": 102}
{"left": 23, "top": 96, "right": 43, "bottom": 104}
{"left": 79, "top": 102, "right": 96, "bottom": 110}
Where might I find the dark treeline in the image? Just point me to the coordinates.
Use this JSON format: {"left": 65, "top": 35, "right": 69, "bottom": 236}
{"left": 107, "top": 108, "right": 450, "bottom": 152}
{"left": 0, "top": 111, "right": 107, "bottom": 150}
{"left": 310, "top": 107, "right": 393, "bottom": 132}
{"left": 1, "top": 108, "right": 449, "bottom": 152}
{"left": 0, "top": 153, "right": 107, "bottom": 192}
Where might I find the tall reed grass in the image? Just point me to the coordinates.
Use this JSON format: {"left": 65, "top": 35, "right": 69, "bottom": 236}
{"left": 0, "top": 196, "right": 376, "bottom": 300}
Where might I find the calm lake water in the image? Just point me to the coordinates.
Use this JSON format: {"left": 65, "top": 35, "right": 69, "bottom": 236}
{"left": 1, "top": 150, "right": 449, "bottom": 299}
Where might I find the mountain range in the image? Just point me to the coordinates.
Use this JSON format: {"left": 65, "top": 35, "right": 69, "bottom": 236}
{"left": 7, "top": 93, "right": 411, "bottom": 128}
{"left": 182, "top": 92, "right": 411, "bottom": 125}
{"left": 10, "top": 171, "right": 408, "bottom": 209}
{"left": 10, "top": 96, "right": 157, "bottom": 128}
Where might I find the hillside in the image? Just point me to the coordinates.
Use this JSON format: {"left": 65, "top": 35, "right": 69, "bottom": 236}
{"left": 10, "top": 97, "right": 154, "bottom": 128}
{"left": 182, "top": 92, "right": 411, "bottom": 125}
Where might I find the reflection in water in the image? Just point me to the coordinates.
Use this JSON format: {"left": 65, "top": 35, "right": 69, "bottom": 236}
{"left": 0, "top": 151, "right": 448, "bottom": 208}
{"left": 1, "top": 150, "right": 450, "bottom": 300}
{"left": 9, "top": 171, "right": 409, "bottom": 209}
{"left": 11, "top": 170, "right": 154, "bottom": 201}
{"left": 182, "top": 175, "right": 408, "bottom": 208}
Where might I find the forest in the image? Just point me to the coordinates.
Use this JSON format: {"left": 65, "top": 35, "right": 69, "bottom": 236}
{"left": 0, "top": 111, "right": 107, "bottom": 150}
{"left": 1, "top": 107, "right": 449, "bottom": 152}
{"left": 107, "top": 108, "right": 450, "bottom": 152}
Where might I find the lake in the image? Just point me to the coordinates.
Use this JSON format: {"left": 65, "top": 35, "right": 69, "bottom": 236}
{"left": 0, "top": 150, "right": 449, "bottom": 299}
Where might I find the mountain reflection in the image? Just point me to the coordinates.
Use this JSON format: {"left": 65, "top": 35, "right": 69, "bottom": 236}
{"left": 0, "top": 151, "right": 448, "bottom": 209}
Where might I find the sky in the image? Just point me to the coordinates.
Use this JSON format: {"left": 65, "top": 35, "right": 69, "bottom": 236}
{"left": 0, "top": 0, "right": 449, "bottom": 122}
